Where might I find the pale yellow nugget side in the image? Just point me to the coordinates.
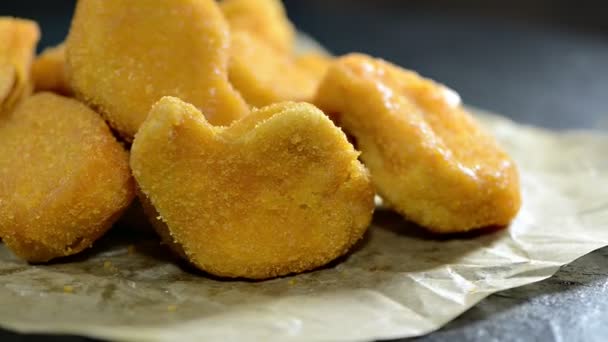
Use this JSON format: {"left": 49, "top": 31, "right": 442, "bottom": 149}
{"left": 221, "top": 0, "right": 295, "bottom": 53}
{"left": 229, "top": 32, "right": 320, "bottom": 107}
{"left": 32, "top": 43, "right": 72, "bottom": 96}
{"left": 0, "top": 17, "right": 39, "bottom": 114}
{"left": 296, "top": 52, "right": 333, "bottom": 83}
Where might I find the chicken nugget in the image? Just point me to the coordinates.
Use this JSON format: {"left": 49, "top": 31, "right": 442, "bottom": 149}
{"left": 0, "top": 18, "right": 39, "bottom": 114}
{"left": 66, "top": 0, "right": 247, "bottom": 140}
{"left": 32, "top": 43, "right": 72, "bottom": 96}
{"left": 221, "top": 0, "right": 295, "bottom": 53}
{"left": 0, "top": 93, "right": 135, "bottom": 262}
{"left": 131, "top": 97, "right": 374, "bottom": 279}
{"left": 229, "top": 32, "right": 320, "bottom": 107}
{"left": 315, "top": 54, "right": 521, "bottom": 233}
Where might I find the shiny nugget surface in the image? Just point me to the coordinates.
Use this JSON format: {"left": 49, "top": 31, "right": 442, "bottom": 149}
{"left": 315, "top": 54, "right": 521, "bottom": 233}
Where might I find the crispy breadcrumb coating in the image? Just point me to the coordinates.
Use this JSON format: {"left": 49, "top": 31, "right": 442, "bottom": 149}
{"left": 131, "top": 97, "right": 374, "bottom": 279}
{"left": 0, "top": 93, "right": 135, "bottom": 262}
{"left": 66, "top": 0, "right": 247, "bottom": 139}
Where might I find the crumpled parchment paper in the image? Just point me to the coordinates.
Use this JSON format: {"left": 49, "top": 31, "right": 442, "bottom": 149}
{"left": 1, "top": 109, "right": 607, "bottom": 342}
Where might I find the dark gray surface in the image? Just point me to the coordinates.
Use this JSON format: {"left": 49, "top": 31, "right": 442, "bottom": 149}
{"left": 413, "top": 246, "right": 608, "bottom": 342}
{"left": 286, "top": 1, "right": 608, "bottom": 131}
{"left": 1, "top": 1, "right": 608, "bottom": 341}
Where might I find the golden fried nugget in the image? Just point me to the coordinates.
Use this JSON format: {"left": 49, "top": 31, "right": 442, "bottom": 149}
{"left": 229, "top": 32, "right": 320, "bottom": 107}
{"left": 296, "top": 52, "right": 333, "bottom": 83}
{"left": 66, "top": 0, "right": 247, "bottom": 140}
{"left": 315, "top": 54, "right": 521, "bottom": 233}
{"left": 131, "top": 97, "right": 374, "bottom": 279}
{"left": 0, "top": 93, "right": 135, "bottom": 262}
{"left": 0, "top": 18, "right": 39, "bottom": 114}
{"left": 221, "top": 0, "right": 295, "bottom": 53}
{"left": 32, "top": 43, "right": 72, "bottom": 96}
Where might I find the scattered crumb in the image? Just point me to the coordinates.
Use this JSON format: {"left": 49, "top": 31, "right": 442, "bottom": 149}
{"left": 63, "top": 285, "right": 74, "bottom": 293}
{"left": 288, "top": 279, "right": 297, "bottom": 286}
{"left": 102, "top": 260, "right": 120, "bottom": 272}
{"left": 167, "top": 305, "right": 178, "bottom": 312}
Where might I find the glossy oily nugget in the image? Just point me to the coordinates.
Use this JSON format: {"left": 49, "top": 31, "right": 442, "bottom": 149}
{"left": 0, "top": 17, "right": 39, "bottom": 114}
{"left": 229, "top": 32, "right": 321, "bottom": 107}
{"left": 66, "top": 0, "right": 247, "bottom": 139}
{"left": 32, "top": 43, "right": 72, "bottom": 96}
{"left": 131, "top": 97, "right": 374, "bottom": 279}
{"left": 315, "top": 54, "right": 521, "bottom": 233}
{"left": 221, "top": 0, "right": 295, "bottom": 53}
{"left": 0, "top": 93, "right": 135, "bottom": 262}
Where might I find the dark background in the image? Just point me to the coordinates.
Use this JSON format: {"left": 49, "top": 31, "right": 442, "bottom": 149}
{"left": 1, "top": 1, "right": 607, "bottom": 341}
{"left": 1, "top": 0, "right": 607, "bottom": 130}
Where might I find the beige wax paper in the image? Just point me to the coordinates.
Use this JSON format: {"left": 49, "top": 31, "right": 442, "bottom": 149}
{"left": 1, "top": 109, "right": 607, "bottom": 341}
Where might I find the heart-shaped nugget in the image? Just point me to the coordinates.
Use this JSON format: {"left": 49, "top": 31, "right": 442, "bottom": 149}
{"left": 315, "top": 54, "right": 521, "bottom": 233}
{"left": 66, "top": 0, "right": 248, "bottom": 140}
{"left": 0, "top": 93, "right": 135, "bottom": 262}
{"left": 131, "top": 97, "right": 374, "bottom": 279}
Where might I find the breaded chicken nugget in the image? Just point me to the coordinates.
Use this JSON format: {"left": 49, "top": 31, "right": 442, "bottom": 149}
{"left": 221, "top": 0, "right": 295, "bottom": 53}
{"left": 66, "top": 0, "right": 247, "bottom": 140}
{"left": 0, "top": 93, "right": 135, "bottom": 262}
{"left": 32, "top": 43, "right": 72, "bottom": 96}
{"left": 229, "top": 32, "right": 320, "bottom": 107}
{"left": 0, "top": 18, "right": 39, "bottom": 114}
{"left": 315, "top": 54, "right": 521, "bottom": 233}
{"left": 131, "top": 97, "right": 374, "bottom": 279}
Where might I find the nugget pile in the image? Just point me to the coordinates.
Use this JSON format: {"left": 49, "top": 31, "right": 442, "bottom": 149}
{"left": 0, "top": 0, "right": 520, "bottom": 279}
